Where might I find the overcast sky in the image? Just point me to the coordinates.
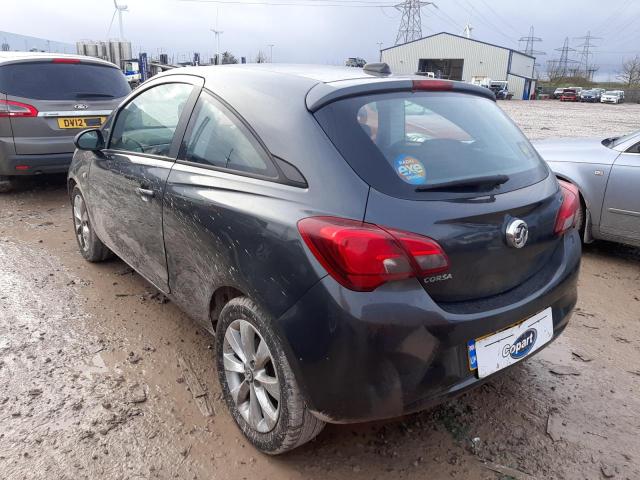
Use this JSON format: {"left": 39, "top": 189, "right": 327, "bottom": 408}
{"left": 2, "top": 0, "right": 639, "bottom": 79}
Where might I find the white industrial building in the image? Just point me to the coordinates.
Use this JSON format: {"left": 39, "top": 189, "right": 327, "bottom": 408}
{"left": 381, "top": 32, "right": 537, "bottom": 100}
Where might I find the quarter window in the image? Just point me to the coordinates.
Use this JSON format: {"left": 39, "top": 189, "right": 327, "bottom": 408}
{"left": 110, "top": 83, "right": 194, "bottom": 157}
{"left": 626, "top": 141, "right": 640, "bottom": 154}
{"left": 180, "top": 92, "right": 276, "bottom": 177}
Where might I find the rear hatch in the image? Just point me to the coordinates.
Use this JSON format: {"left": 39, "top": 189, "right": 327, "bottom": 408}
{"left": 314, "top": 87, "right": 562, "bottom": 303}
{"left": 0, "top": 59, "right": 130, "bottom": 155}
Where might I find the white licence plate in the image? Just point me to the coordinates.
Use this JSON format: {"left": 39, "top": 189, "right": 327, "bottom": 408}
{"left": 468, "top": 307, "right": 554, "bottom": 378}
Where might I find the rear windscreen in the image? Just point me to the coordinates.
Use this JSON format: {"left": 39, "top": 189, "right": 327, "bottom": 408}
{"left": 0, "top": 62, "right": 131, "bottom": 100}
{"left": 314, "top": 91, "right": 548, "bottom": 200}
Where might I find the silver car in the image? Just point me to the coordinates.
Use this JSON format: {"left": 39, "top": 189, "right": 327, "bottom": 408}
{"left": 600, "top": 90, "right": 624, "bottom": 104}
{"left": 0, "top": 52, "right": 130, "bottom": 192}
{"left": 534, "top": 132, "right": 640, "bottom": 247}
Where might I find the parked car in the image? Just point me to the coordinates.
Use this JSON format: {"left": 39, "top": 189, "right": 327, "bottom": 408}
{"left": 0, "top": 52, "right": 130, "bottom": 192}
{"left": 560, "top": 89, "right": 579, "bottom": 102}
{"left": 601, "top": 90, "right": 624, "bottom": 104}
{"left": 553, "top": 87, "right": 565, "bottom": 99}
{"left": 580, "top": 89, "right": 600, "bottom": 102}
{"left": 489, "top": 80, "right": 512, "bottom": 99}
{"left": 345, "top": 57, "right": 366, "bottom": 68}
{"left": 534, "top": 131, "right": 640, "bottom": 247}
{"left": 68, "top": 64, "right": 581, "bottom": 453}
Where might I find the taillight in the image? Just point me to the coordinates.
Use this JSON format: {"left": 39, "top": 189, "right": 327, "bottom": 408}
{"left": 0, "top": 100, "right": 38, "bottom": 118}
{"left": 381, "top": 228, "right": 449, "bottom": 276}
{"left": 554, "top": 180, "right": 579, "bottom": 235}
{"left": 298, "top": 216, "right": 449, "bottom": 292}
{"left": 52, "top": 58, "right": 80, "bottom": 64}
{"left": 412, "top": 79, "right": 453, "bottom": 91}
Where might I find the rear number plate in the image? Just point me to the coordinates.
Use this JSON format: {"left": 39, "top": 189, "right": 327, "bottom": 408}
{"left": 468, "top": 307, "right": 553, "bottom": 378}
{"left": 57, "top": 117, "right": 106, "bottom": 129}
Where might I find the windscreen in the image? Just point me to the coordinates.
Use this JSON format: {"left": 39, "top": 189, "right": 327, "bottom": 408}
{"left": 314, "top": 91, "right": 548, "bottom": 200}
{"left": 0, "top": 62, "right": 131, "bottom": 100}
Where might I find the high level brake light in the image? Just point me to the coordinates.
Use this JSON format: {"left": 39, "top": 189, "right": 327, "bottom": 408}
{"left": 412, "top": 79, "right": 453, "bottom": 91}
{"left": 0, "top": 100, "right": 38, "bottom": 118}
{"left": 554, "top": 180, "right": 580, "bottom": 235}
{"left": 52, "top": 58, "right": 81, "bottom": 64}
{"left": 298, "top": 216, "right": 449, "bottom": 292}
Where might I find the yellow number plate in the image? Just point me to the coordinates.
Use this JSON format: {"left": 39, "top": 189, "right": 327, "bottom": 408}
{"left": 57, "top": 117, "right": 106, "bottom": 129}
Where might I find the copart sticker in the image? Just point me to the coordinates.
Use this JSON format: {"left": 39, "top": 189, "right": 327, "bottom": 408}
{"left": 394, "top": 155, "right": 426, "bottom": 185}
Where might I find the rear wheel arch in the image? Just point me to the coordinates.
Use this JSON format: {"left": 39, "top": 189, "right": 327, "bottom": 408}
{"left": 209, "top": 285, "right": 245, "bottom": 331}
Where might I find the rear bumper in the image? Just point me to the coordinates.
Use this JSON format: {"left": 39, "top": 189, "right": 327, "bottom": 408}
{"left": 276, "top": 230, "right": 581, "bottom": 423}
{"left": 0, "top": 152, "right": 73, "bottom": 176}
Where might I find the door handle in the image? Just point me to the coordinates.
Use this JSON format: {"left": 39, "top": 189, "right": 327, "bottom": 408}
{"left": 136, "top": 187, "right": 155, "bottom": 200}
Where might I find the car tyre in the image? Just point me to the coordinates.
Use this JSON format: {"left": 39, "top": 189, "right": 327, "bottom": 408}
{"left": 0, "top": 176, "right": 16, "bottom": 193}
{"left": 216, "top": 296, "right": 325, "bottom": 454}
{"left": 71, "top": 186, "right": 112, "bottom": 262}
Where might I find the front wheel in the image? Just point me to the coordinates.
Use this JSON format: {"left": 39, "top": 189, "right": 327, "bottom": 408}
{"left": 216, "top": 297, "right": 325, "bottom": 454}
{"left": 71, "top": 186, "right": 112, "bottom": 262}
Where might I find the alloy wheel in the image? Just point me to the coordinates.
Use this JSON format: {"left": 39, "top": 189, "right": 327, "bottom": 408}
{"left": 73, "top": 194, "right": 90, "bottom": 252}
{"left": 223, "top": 319, "right": 280, "bottom": 433}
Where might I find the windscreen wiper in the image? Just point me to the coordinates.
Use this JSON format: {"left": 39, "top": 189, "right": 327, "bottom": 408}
{"left": 415, "top": 174, "right": 509, "bottom": 192}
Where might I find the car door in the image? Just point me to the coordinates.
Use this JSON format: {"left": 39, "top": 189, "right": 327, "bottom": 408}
{"left": 89, "top": 76, "right": 203, "bottom": 291}
{"left": 162, "top": 90, "right": 318, "bottom": 325}
{"left": 600, "top": 140, "right": 640, "bottom": 243}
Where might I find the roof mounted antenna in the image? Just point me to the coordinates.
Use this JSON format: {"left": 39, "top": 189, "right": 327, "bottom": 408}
{"left": 363, "top": 62, "right": 391, "bottom": 76}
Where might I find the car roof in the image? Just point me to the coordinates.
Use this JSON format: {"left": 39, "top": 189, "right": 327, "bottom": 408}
{"left": 162, "top": 63, "right": 495, "bottom": 111}
{"left": 145, "top": 64, "right": 495, "bottom": 175}
{"left": 177, "top": 63, "right": 392, "bottom": 84}
{"left": 0, "top": 51, "right": 119, "bottom": 68}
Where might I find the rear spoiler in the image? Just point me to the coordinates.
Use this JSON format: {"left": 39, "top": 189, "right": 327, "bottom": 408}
{"left": 0, "top": 56, "right": 119, "bottom": 70}
{"left": 306, "top": 76, "right": 496, "bottom": 112}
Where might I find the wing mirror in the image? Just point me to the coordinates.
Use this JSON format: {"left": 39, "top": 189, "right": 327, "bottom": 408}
{"left": 74, "top": 128, "right": 105, "bottom": 151}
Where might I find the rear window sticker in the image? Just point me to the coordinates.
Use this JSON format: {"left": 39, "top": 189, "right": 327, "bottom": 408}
{"left": 394, "top": 155, "right": 427, "bottom": 185}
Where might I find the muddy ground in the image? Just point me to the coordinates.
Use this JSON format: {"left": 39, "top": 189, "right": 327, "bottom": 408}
{"left": 1, "top": 100, "right": 639, "bottom": 480}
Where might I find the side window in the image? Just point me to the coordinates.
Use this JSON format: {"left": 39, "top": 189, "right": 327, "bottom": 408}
{"left": 110, "top": 83, "right": 193, "bottom": 157}
{"left": 626, "top": 142, "right": 640, "bottom": 154}
{"left": 180, "top": 92, "right": 276, "bottom": 177}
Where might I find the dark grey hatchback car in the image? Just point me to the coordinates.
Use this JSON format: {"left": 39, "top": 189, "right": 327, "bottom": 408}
{"left": 68, "top": 64, "right": 581, "bottom": 454}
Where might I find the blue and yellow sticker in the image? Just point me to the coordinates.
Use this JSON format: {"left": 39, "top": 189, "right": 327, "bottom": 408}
{"left": 467, "top": 339, "right": 478, "bottom": 371}
{"left": 394, "top": 155, "right": 426, "bottom": 185}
